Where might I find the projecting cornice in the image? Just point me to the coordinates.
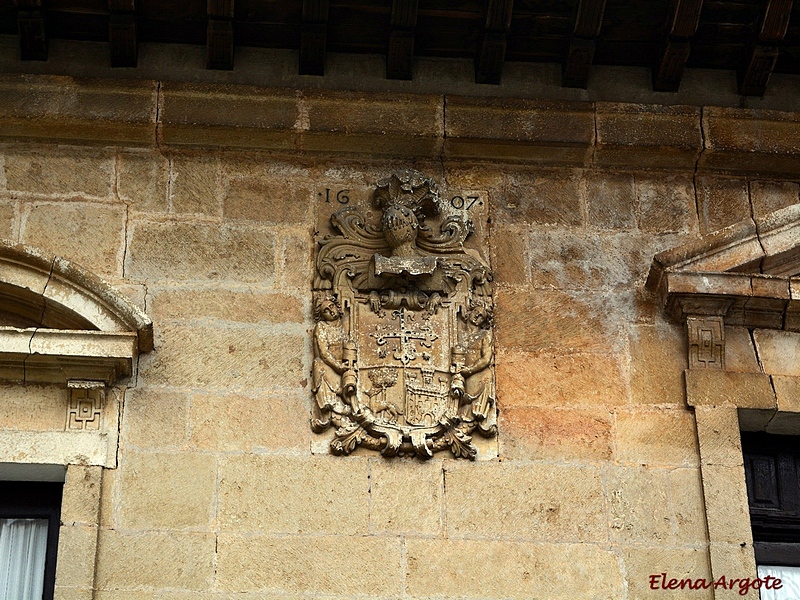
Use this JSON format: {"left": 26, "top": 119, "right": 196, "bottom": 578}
{"left": 646, "top": 205, "right": 800, "bottom": 332}
{"left": 0, "top": 240, "right": 153, "bottom": 384}
{"left": 5, "top": 75, "right": 800, "bottom": 175}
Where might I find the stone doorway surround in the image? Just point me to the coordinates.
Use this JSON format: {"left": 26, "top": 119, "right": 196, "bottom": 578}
{"left": 646, "top": 204, "right": 800, "bottom": 599}
{"left": 0, "top": 239, "right": 153, "bottom": 600}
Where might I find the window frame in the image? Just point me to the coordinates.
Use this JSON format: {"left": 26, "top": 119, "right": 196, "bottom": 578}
{"left": 742, "top": 432, "right": 800, "bottom": 568}
{"left": 0, "top": 481, "right": 64, "bottom": 600}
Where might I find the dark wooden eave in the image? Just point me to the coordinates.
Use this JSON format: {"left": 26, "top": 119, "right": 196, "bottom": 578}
{"left": 4, "top": 0, "right": 800, "bottom": 96}
{"left": 387, "top": 0, "right": 418, "bottom": 80}
{"left": 207, "top": 0, "right": 234, "bottom": 70}
{"left": 653, "top": 0, "right": 703, "bottom": 92}
{"left": 739, "top": 0, "right": 794, "bottom": 96}
{"left": 562, "top": 0, "right": 607, "bottom": 88}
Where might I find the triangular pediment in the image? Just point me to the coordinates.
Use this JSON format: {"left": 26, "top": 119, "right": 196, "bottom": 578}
{"left": 646, "top": 204, "right": 800, "bottom": 332}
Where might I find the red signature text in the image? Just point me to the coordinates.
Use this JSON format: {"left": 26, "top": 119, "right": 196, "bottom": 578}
{"left": 649, "top": 573, "right": 783, "bottom": 596}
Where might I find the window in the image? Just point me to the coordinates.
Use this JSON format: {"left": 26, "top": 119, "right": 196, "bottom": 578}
{"left": 742, "top": 432, "right": 800, "bottom": 598}
{"left": 0, "top": 482, "right": 63, "bottom": 600}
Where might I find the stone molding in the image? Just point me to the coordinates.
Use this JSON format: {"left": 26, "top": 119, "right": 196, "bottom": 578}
{"left": 647, "top": 206, "right": 800, "bottom": 338}
{"left": 6, "top": 74, "right": 800, "bottom": 174}
{"left": 0, "top": 240, "right": 152, "bottom": 385}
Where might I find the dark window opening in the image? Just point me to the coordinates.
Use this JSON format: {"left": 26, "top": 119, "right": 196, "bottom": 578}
{"left": 0, "top": 481, "right": 63, "bottom": 600}
{"left": 742, "top": 431, "right": 800, "bottom": 598}
{"left": 742, "top": 432, "right": 800, "bottom": 565}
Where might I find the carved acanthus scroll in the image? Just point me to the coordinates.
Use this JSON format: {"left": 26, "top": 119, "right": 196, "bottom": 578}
{"left": 311, "top": 170, "right": 495, "bottom": 459}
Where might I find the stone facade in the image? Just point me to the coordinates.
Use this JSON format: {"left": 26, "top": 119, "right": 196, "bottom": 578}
{"left": 1, "top": 73, "right": 799, "bottom": 599}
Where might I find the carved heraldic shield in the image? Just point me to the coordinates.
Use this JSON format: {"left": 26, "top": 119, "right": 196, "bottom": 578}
{"left": 312, "top": 171, "right": 496, "bottom": 459}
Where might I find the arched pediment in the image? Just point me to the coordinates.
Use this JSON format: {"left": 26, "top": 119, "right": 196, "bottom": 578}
{"left": 0, "top": 241, "right": 153, "bottom": 384}
{"left": 646, "top": 205, "right": 800, "bottom": 331}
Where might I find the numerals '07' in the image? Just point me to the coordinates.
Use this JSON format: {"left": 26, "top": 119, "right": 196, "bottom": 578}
{"left": 450, "top": 195, "right": 480, "bottom": 210}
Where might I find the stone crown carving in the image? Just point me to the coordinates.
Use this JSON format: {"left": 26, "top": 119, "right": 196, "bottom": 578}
{"left": 312, "top": 170, "right": 495, "bottom": 459}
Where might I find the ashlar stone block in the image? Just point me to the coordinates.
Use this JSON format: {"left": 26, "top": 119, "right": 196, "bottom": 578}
{"left": 500, "top": 170, "right": 583, "bottom": 226}
{"left": 150, "top": 288, "right": 304, "bottom": 324}
{"left": 629, "top": 324, "right": 688, "bottom": 405}
{"left": 122, "top": 387, "right": 188, "bottom": 450}
{"left": 117, "top": 151, "right": 169, "bottom": 213}
{"left": 608, "top": 466, "right": 672, "bottom": 544}
{"left": 119, "top": 451, "right": 215, "bottom": 529}
{"left": 218, "top": 454, "right": 369, "bottom": 534}
{"left": 405, "top": 539, "right": 623, "bottom": 600}
{"left": 223, "top": 175, "right": 312, "bottom": 224}
{"left": 615, "top": 408, "right": 699, "bottom": 466}
{"left": 445, "top": 462, "right": 607, "bottom": 542}
{"left": 138, "top": 324, "right": 304, "bottom": 390}
{"left": 216, "top": 534, "right": 402, "bottom": 595}
{"left": 725, "top": 327, "right": 761, "bottom": 373}
{"left": 668, "top": 467, "right": 709, "bottom": 545}
{"left": 750, "top": 180, "right": 799, "bottom": 220}
{"left": 169, "top": 154, "right": 221, "bottom": 215}
{"left": 526, "top": 230, "right": 655, "bottom": 290}
{"left": 127, "top": 221, "right": 276, "bottom": 284}
{"left": 694, "top": 406, "right": 744, "bottom": 467}
{"left": 495, "top": 288, "right": 621, "bottom": 354}
{"left": 0, "top": 383, "right": 67, "bottom": 431}
{"left": 753, "top": 329, "right": 800, "bottom": 376}
{"left": 61, "top": 464, "right": 102, "bottom": 525}
{"left": 54, "top": 525, "right": 98, "bottom": 589}
{"left": 369, "top": 458, "right": 443, "bottom": 535}
{"left": 695, "top": 175, "right": 751, "bottom": 234}
{"left": 635, "top": 174, "right": 697, "bottom": 234}
{"left": 701, "top": 464, "right": 755, "bottom": 545}
{"left": 5, "top": 149, "right": 114, "bottom": 198}
{"left": 95, "top": 531, "right": 215, "bottom": 591}
{"left": 497, "top": 350, "right": 627, "bottom": 408}
{"left": 499, "top": 406, "right": 613, "bottom": 461}
{"left": 21, "top": 203, "right": 125, "bottom": 276}
{"left": 489, "top": 224, "right": 528, "bottom": 285}
{"left": 585, "top": 170, "right": 636, "bottom": 230}
{"left": 188, "top": 392, "right": 308, "bottom": 452}
{"left": 685, "top": 370, "right": 776, "bottom": 409}
{"left": 277, "top": 230, "right": 313, "bottom": 291}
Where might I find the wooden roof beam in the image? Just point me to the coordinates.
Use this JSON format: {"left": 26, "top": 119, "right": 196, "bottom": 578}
{"left": 300, "top": 0, "right": 329, "bottom": 76}
{"left": 739, "top": 0, "right": 793, "bottom": 96}
{"left": 475, "top": 0, "right": 514, "bottom": 85}
{"left": 207, "top": 0, "right": 234, "bottom": 70}
{"left": 653, "top": 0, "right": 703, "bottom": 92}
{"left": 562, "top": 0, "right": 607, "bottom": 88}
{"left": 387, "top": 0, "right": 419, "bottom": 80}
{"left": 17, "top": 0, "right": 46, "bottom": 61}
{"left": 109, "top": 0, "right": 137, "bottom": 68}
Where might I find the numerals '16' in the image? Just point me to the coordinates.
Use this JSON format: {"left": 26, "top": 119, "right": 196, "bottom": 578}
{"left": 323, "top": 188, "right": 350, "bottom": 204}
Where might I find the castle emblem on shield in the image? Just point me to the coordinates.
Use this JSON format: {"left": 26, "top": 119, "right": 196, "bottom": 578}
{"left": 312, "top": 170, "right": 496, "bottom": 459}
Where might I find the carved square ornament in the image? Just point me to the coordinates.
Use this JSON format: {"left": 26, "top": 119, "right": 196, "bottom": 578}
{"left": 312, "top": 170, "right": 496, "bottom": 459}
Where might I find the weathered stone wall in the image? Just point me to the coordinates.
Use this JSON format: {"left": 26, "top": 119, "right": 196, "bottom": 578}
{"left": 2, "top": 74, "right": 800, "bottom": 599}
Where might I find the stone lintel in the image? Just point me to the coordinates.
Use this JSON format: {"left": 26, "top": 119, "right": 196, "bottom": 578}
{"left": 685, "top": 369, "right": 776, "bottom": 409}
{"left": 0, "top": 328, "right": 136, "bottom": 385}
{"left": 655, "top": 272, "right": 794, "bottom": 332}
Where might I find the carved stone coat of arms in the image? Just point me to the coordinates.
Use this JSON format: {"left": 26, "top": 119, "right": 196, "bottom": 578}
{"left": 312, "top": 170, "right": 495, "bottom": 459}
